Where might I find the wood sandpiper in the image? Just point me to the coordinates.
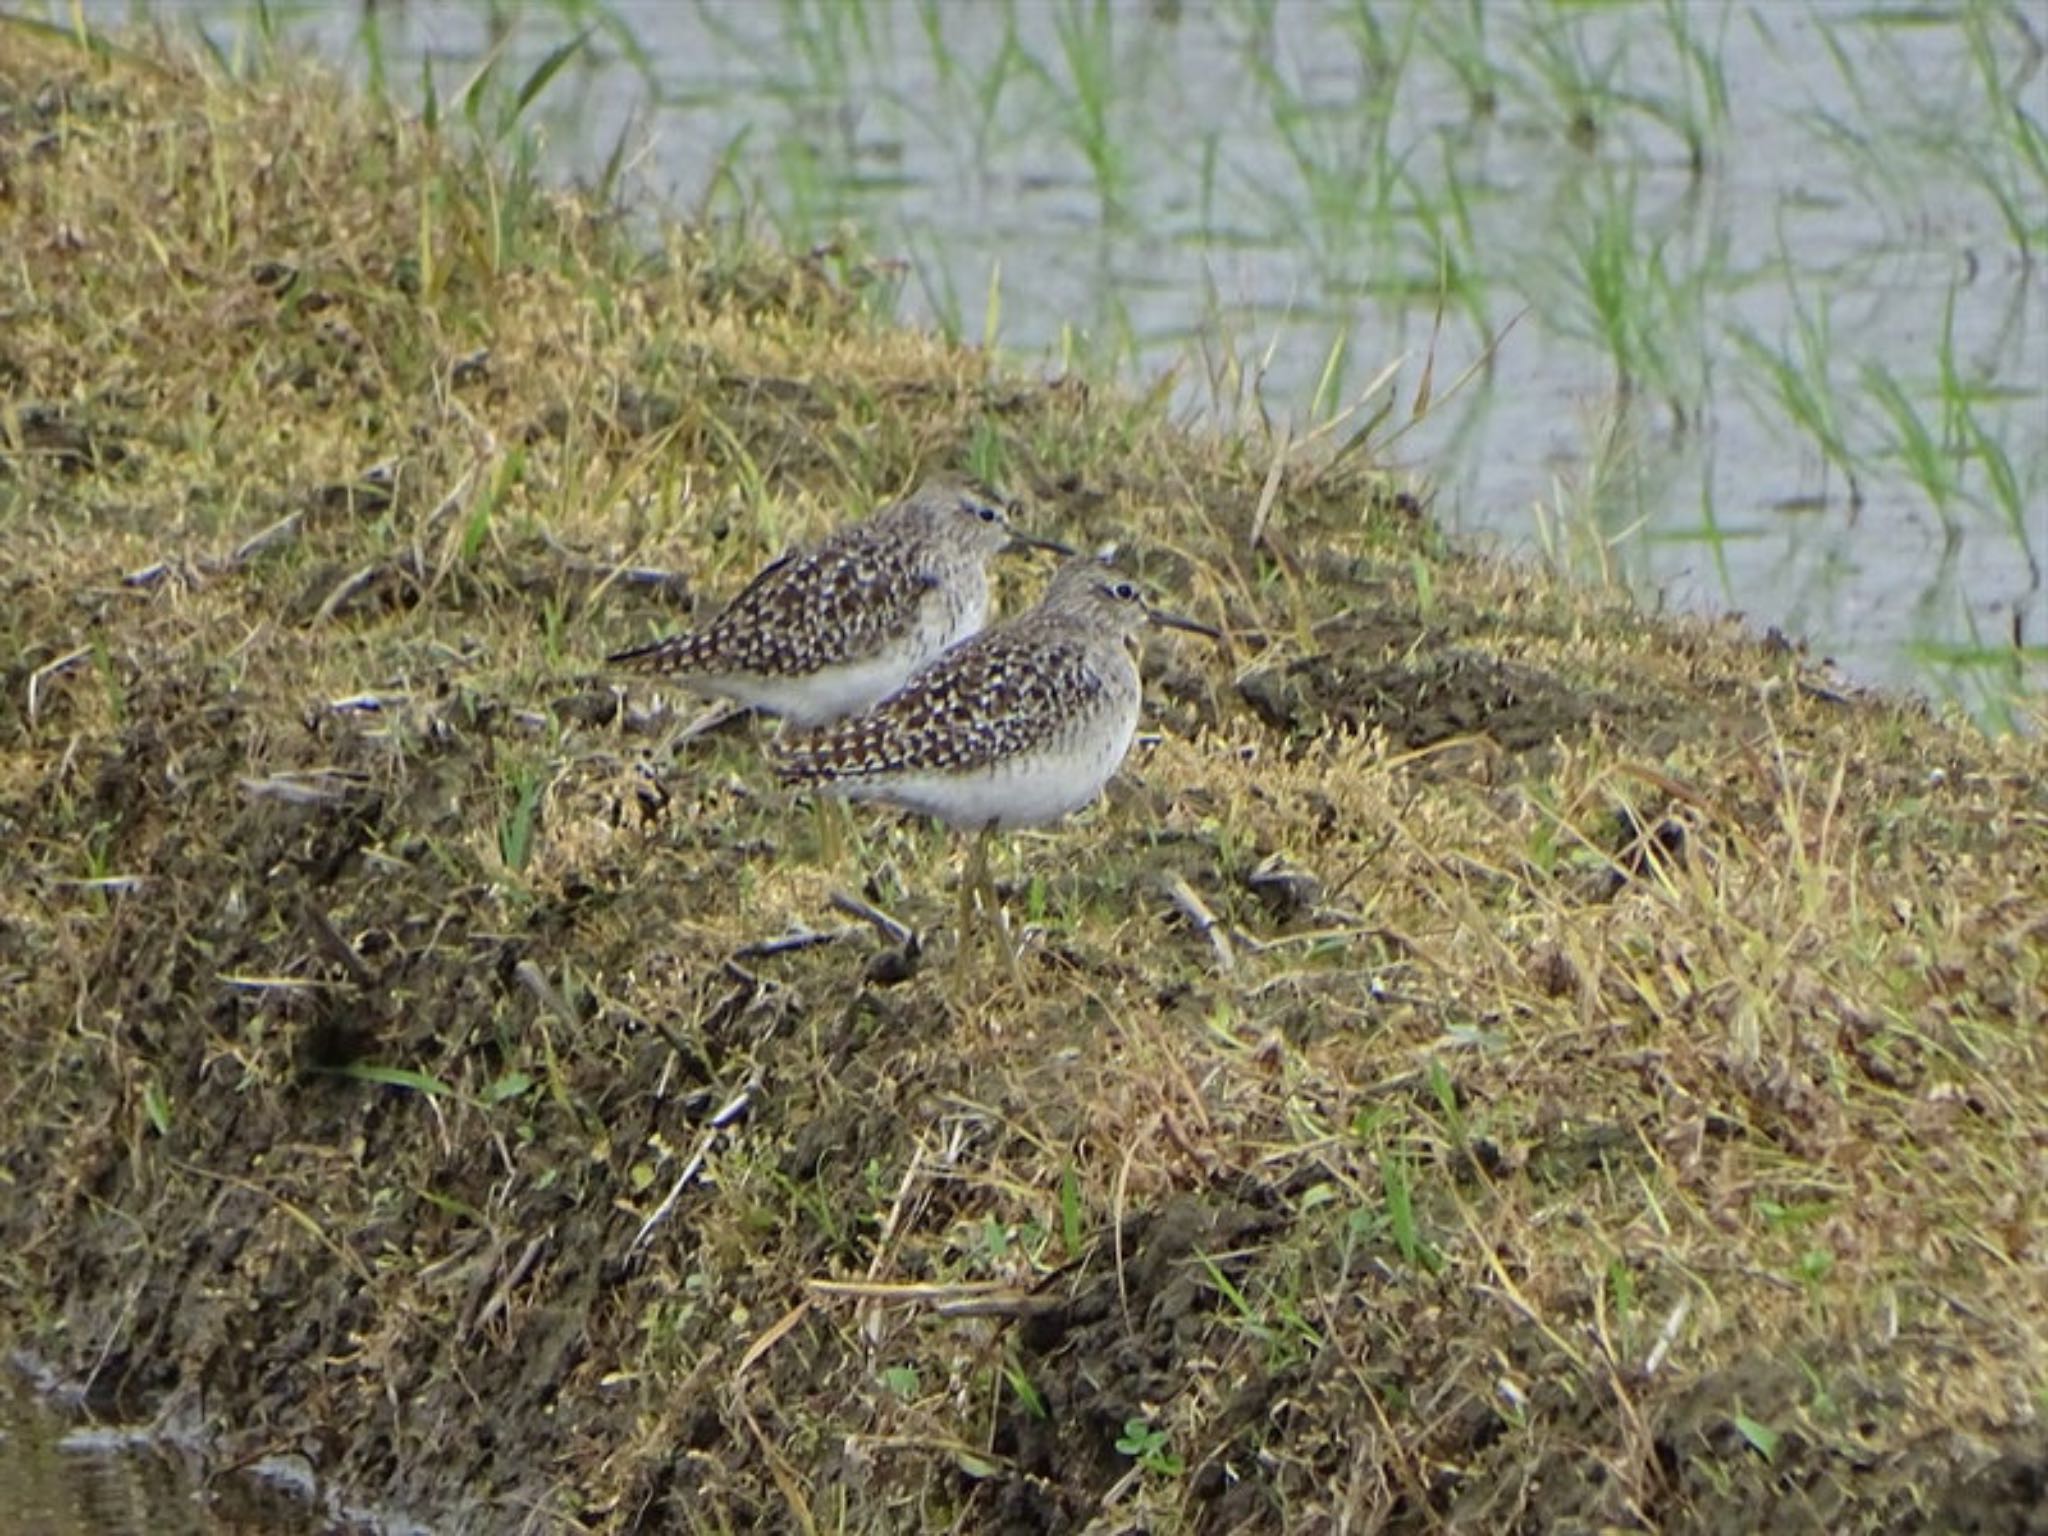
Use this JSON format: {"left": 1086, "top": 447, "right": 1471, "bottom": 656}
{"left": 608, "top": 479, "right": 1071, "bottom": 727}
{"left": 773, "top": 555, "right": 1218, "bottom": 955}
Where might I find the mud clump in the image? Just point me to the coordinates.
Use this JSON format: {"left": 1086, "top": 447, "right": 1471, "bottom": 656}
{"left": 1238, "top": 647, "right": 1601, "bottom": 753}
{"left": 983, "top": 1194, "right": 1277, "bottom": 1530}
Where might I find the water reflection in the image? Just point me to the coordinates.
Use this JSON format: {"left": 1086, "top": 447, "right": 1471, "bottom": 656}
{"left": 0, "top": 1368, "right": 354, "bottom": 1535}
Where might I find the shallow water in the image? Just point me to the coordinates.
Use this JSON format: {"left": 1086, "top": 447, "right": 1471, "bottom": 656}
{"left": 0, "top": 1367, "right": 345, "bottom": 1535}
{"left": 76, "top": 0, "right": 2048, "bottom": 715}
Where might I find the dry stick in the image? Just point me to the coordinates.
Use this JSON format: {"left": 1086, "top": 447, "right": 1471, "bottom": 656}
{"left": 305, "top": 904, "right": 376, "bottom": 989}
{"left": 828, "top": 888, "right": 915, "bottom": 948}
{"left": 736, "top": 1395, "right": 820, "bottom": 1536}
{"left": 1158, "top": 870, "right": 1236, "bottom": 976}
{"left": 229, "top": 509, "right": 304, "bottom": 567}
{"left": 803, "top": 1279, "right": 1065, "bottom": 1323}
{"left": 1641, "top": 1294, "right": 1692, "bottom": 1378}
{"left": 931, "top": 1291, "right": 1069, "bottom": 1321}
{"left": 1245, "top": 420, "right": 1290, "bottom": 551}
{"left": 629, "top": 1130, "right": 715, "bottom": 1260}
{"left": 858, "top": 1134, "right": 930, "bottom": 1344}
{"left": 735, "top": 1296, "right": 813, "bottom": 1380}
{"left": 122, "top": 505, "right": 302, "bottom": 593}
{"left": 1111, "top": 1133, "right": 1144, "bottom": 1337}
{"left": 627, "top": 1081, "right": 757, "bottom": 1258}
{"left": 468, "top": 1233, "right": 550, "bottom": 1340}
{"left": 25, "top": 647, "right": 90, "bottom": 727}
{"left": 807, "top": 1278, "right": 1016, "bottom": 1304}
{"left": 50, "top": 874, "right": 148, "bottom": 894}
{"left": 669, "top": 697, "right": 745, "bottom": 749}
{"left": 311, "top": 564, "right": 386, "bottom": 625}
{"left": 734, "top": 924, "right": 856, "bottom": 959}
{"left": 513, "top": 959, "right": 576, "bottom": 1026}
{"left": 325, "top": 691, "right": 411, "bottom": 716}
{"left": 238, "top": 769, "right": 372, "bottom": 807}
{"left": 537, "top": 526, "right": 693, "bottom": 596}
{"left": 733, "top": 1296, "right": 822, "bottom": 1536}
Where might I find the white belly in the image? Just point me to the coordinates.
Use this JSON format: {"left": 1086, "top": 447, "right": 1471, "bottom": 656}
{"left": 705, "top": 648, "right": 926, "bottom": 727}
{"left": 834, "top": 705, "right": 1138, "bottom": 829}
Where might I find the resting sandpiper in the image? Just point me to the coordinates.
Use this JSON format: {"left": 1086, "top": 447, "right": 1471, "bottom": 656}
{"left": 607, "top": 480, "right": 1070, "bottom": 727}
{"left": 773, "top": 556, "right": 1216, "bottom": 829}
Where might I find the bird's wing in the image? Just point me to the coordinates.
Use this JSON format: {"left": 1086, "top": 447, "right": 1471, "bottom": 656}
{"left": 686, "top": 525, "right": 938, "bottom": 678}
{"left": 778, "top": 626, "right": 1103, "bottom": 781}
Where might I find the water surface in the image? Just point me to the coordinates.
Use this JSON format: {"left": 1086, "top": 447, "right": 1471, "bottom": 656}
{"left": 0, "top": 1367, "right": 344, "bottom": 1535}
{"left": 79, "top": 0, "right": 2048, "bottom": 716}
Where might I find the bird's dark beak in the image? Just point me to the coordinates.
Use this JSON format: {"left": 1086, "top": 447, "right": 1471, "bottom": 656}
{"left": 1144, "top": 605, "right": 1222, "bottom": 640}
{"left": 1008, "top": 530, "right": 1077, "bottom": 557}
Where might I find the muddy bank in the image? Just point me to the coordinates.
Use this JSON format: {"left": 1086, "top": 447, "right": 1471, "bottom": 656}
{"left": 2, "top": 28, "right": 2044, "bottom": 1536}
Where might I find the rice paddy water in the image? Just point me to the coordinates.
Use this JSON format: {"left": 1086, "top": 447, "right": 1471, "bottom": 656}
{"left": 76, "top": 0, "right": 2046, "bottom": 724}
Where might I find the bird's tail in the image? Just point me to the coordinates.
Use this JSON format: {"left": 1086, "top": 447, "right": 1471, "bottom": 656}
{"left": 606, "top": 631, "right": 710, "bottom": 673}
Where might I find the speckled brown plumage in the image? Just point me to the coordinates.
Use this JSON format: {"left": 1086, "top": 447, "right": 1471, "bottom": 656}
{"left": 773, "top": 558, "right": 1211, "bottom": 830}
{"left": 606, "top": 479, "right": 1068, "bottom": 726}
{"left": 619, "top": 529, "right": 941, "bottom": 681}
{"left": 779, "top": 624, "right": 1112, "bottom": 781}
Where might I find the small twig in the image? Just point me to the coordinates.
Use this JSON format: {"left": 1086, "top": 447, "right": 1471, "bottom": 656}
{"left": 537, "top": 527, "right": 694, "bottom": 597}
{"left": 807, "top": 1276, "right": 1068, "bottom": 1321}
{"left": 26, "top": 647, "right": 91, "bottom": 727}
{"left": 669, "top": 698, "right": 746, "bottom": 749}
{"left": 229, "top": 509, "right": 304, "bottom": 567}
{"left": 605, "top": 564, "right": 692, "bottom": 592}
{"left": 311, "top": 563, "right": 385, "bottom": 624}
{"left": 827, "top": 889, "right": 915, "bottom": 947}
{"left": 735, "top": 1297, "right": 812, "bottom": 1380}
{"left": 1642, "top": 1294, "right": 1692, "bottom": 1378}
{"left": 305, "top": 904, "right": 377, "bottom": 989}
{"left": 513, "top": 960, "right": 576, "bottom": 1025}
{"left": 627, "top": 1080, "right": 757, "bottom": 1259}
{"left": 629, "top": 1131, "right": 714, "bottom": 1258}
{"left": 806, "top": 1278, "right": 1017, "bottom": 1305}
{"left": 689, "top": 965, "right": 760, "bottom": 1044}
{"left": 468, "top": 1233, "right": 549, "bottom": 1340}
{"left": 420, "top": 462, "right": 479, "bottom": 542}
{"left": 238, "top": 769, "right": 371, "bottom": 807}
{"left": 1159, "top": 871, "right": 1236, "bottom": 976}
{"left": 708, "top": 1082, "right": 756, "bottom": 1129}
{"left": 49, "top": 875, "right": 148, "bottom": 894}
{"left": 218, "top": 974, "right": 328, "bottom": 991}
{"left": 1246, "top": 420, "right": 1290, "bottom": 549}
{"left": 734, "top": 924, "right": 855, "bottom": 959}
{"left": 325, "top": 692, "right": 411, "bottom": 716}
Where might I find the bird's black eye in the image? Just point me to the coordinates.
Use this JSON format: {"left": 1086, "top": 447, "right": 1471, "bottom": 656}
{"left": 975, "top": 504, "right": 1000, "bottom": 523}
{"left": 1111, "top": 581, "right": 1139, "bottom": 601}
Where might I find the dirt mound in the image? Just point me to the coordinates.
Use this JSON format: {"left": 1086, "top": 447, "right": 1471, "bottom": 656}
{"left": 3, "top": 28, "right": 2043, "bottom": 1536}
